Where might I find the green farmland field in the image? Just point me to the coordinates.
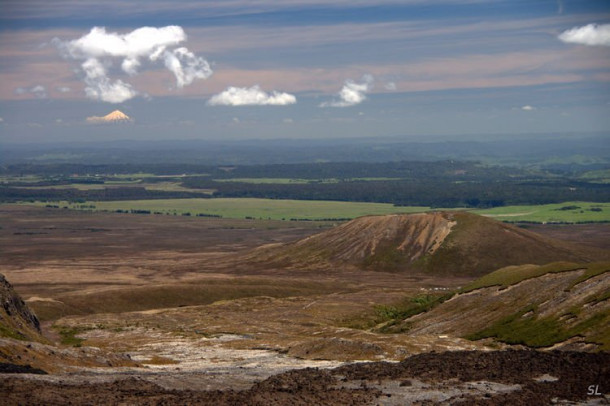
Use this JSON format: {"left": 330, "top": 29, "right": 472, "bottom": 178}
{"left": 19, "top": 199, "right": 610, "bottom": 223}
{"left": 32, "top": 198, "right": 433, "bottom": 220}
{"left": 10, "top": 181, "right": 213, "bottom": 193}
{"left": 213, "top": 177, "right": 402, "bottom": 184}
{"left": 474, "top": 201, "right": 610, "bottom": 223}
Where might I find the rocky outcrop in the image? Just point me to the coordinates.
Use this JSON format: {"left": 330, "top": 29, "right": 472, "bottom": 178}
{"left": 0, "top": 273, "right": 43, "bottom": 341}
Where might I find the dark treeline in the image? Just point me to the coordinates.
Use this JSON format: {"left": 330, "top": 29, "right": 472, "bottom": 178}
{"left": 0, "top": 163, "right": 213, "bottom": 177}
{"left": 0, "top": 187, "right": 210, "bottom": 202}
{"left": 2, "top": 161, "right": 608, "bottom": 207}
{"left": 181, "top": 178, "right": 610, "bottom": 208}
{"left": 1, "top": 161, "right": 527, "bottom": 179}
{"left": 208, "top": 161, "right": 527, "bottom": 180}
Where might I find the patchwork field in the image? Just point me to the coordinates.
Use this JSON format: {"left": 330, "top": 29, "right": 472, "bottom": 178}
{"left": 18, "top": 198, "right": 610, "bottom": 223}
{"left": 213, "top": 177, "right": 402, "bottom": 184}
{"left": 25, "top": 198, "right": 433, "bottom": 220}
{"left": 475, "top": 201, "right": 610, "bottom": 223}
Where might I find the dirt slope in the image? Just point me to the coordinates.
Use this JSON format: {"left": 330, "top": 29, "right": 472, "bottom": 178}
{"left": 247, "top": 212, "right": 603, "bottom": 276}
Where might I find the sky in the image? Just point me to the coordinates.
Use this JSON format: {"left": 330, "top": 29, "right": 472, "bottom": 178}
{"left": 1, "top": 0, "right": 609, "bottom": 143}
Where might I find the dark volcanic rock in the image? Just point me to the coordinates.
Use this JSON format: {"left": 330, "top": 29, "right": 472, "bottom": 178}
{"left": 1, "top": 350, "right": 607, "bottom": 405}
{"left": 0, "top": 362, "right": 47, "bottom": 374}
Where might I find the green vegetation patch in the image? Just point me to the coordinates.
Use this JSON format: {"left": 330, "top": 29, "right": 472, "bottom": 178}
{"left": 473, "top": 201, "right": 610, "bottom": 223}
{"left": 466, "top": 306, "right": 610, "bottom": 349}
{"left": 0, "top": 322, "right": 26, "bottom": 340}
{"left": 375, "top": 293, "right": 453, "bottom": 333}
{"left": 339, "top": 293, "right": 452, "bottom": 333}
{"left": 55, "top": 326, "right": 89, "bottom": 347}
{"left": 27, "top": 198, "right": 432, "bottom": 221}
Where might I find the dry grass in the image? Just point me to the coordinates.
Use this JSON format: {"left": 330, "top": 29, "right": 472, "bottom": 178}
{"left": 29, "top": 278, "right": 348, "bottom": 321}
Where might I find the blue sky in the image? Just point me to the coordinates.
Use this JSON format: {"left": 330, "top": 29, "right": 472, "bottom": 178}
{"left": 1, "top": 0, "right": 609, "bottom": 143}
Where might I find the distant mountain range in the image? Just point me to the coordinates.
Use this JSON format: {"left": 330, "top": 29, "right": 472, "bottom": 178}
{"left": 1, "top": 132, "right": 607, "bottom": 166}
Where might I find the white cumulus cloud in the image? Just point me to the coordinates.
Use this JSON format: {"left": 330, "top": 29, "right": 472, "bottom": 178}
{"left": 54, "top": 26, "right": 212, "bottom": 103}
{"left": 208, "top": 85, "right": 297, "bottom": 106}
{"left": 384, "top": 82, "right": 397, "bottom": 91}
{"left": 558, "top": 23, "right": 610, "bottom": 46}
{"left": 521, "top": 105, "right": 535, "bottom": 111}
{"left": 320, "top": 74, "right": 374, "bottom": 107}
{"left": 163, "top": 47, "right": 213, "bottom": 88}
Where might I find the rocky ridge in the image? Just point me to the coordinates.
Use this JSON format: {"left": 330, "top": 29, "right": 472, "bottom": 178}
{"left": 0, "top": 273, "right": 43, "bottom": 342}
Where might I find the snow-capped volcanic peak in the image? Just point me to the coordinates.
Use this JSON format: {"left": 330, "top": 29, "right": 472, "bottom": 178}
{"left": 86, "top": 110, "right": 132, "bottom": 123}
{"left": 104, "top": 110, "right": 130, "bottom": 121}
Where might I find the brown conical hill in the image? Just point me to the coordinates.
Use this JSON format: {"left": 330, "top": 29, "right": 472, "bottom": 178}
{"left": 247, "top": 212, "right": 604, "bottom": 277}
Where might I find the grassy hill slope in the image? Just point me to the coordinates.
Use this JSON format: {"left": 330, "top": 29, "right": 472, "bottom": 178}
{"left": 400, "top": 262, "right": 609, "bottom": 350}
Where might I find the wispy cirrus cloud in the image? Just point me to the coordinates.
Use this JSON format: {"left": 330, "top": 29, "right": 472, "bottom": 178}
{"left": 0, "top": 1, "right": 507, "bottom": 23}
{"left": 53, "top": 26, "right": 213, "bottom": 103}
{"left": 208, "top": 85, "right": 296, "bottom": 106}
{"left": 320, "top": 74, "right": 373, "bottom": 107}
{"left": 15, "top": 85, "right": 47, "bottom": 98}
{"left": 558, "top": 23, "right": 610, "bottom": 46}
